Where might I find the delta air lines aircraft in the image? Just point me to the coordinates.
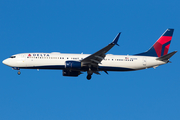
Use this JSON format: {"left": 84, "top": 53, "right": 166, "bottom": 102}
{"left": 2, "top": 29, "right": 177, "bottom": 80}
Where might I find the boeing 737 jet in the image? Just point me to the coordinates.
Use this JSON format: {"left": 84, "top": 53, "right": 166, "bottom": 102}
{"left": 2, "top": 29, "right": 177, "bottom": 80}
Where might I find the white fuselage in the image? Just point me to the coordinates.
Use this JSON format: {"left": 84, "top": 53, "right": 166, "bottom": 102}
{"left": 2, "top": 29, "right": 175, "bottom": 80}
{"left": 2, "top": 52, "right": 166, "bottom": 71}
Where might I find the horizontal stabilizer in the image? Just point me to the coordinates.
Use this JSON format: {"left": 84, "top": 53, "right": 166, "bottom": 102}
{"left": 156, "top": 51, "right": 177, "bottom": 61}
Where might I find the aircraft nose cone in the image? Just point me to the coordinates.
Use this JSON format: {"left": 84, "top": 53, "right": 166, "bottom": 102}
{"left": 2, "top": 59, "right": 9, "bottom": 65}
{"left": 2, "top": 59, "right": 6, "bottom": 64}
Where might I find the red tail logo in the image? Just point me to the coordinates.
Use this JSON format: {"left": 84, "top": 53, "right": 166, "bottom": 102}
{"left": 135, "top": 29, "right": 174, "bottom": 57}
{"left": 153, "top": 36, "right": 172, "bottom": 57}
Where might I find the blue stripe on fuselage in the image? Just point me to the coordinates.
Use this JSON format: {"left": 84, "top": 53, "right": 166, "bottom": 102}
{"left": 19, "top": 65, "right": 65, "bottom": 70}
{"left": 98, "top": 66, "right": 135, "bottom": 71}
{"left": 19, "top": 65, "right": 135, "bottom": 71}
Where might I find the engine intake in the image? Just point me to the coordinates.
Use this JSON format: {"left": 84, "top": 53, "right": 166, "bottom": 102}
{"left": 65, "top": 61, "right": 81, "bottom": 69}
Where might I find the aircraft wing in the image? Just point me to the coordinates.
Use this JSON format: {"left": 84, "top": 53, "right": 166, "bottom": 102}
{"left": 81, "top": 33, "right": 121, "bottom": 67}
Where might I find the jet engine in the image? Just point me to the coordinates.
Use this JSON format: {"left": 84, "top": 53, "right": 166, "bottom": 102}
{"left": 63, "top": 70, "right": 81, "bottom": 77}
{"left": 65, "top": 61, "right": 81, "bottom": 69}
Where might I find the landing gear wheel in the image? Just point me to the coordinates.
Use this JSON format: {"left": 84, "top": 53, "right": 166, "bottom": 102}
{"left": 87, "top": 75, "right": 92, "bottom": 80}
{"left": 17, "top": 71, "right": 21, "bottom": 75}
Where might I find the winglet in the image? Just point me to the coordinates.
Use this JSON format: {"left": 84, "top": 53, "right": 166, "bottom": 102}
{"left": 112, "top": 32, "right": 121, "bottom": 46}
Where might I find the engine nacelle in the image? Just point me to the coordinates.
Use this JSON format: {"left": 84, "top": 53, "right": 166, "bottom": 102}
{"left": 63, "top": 70, "right": 80, "bottom": 77}
{"left": 65, "top": 61, "right": 81, "bottom": 69}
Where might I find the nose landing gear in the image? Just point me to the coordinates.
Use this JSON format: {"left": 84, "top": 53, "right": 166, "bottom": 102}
{"left": 17, "top": 71, "right": 21, "bottom": 75}
{"left": 12, "top": 67, "right": 21, "bottom": 75}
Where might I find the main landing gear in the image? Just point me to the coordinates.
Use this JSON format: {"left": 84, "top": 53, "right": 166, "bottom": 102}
{"left": 87, "top": 74, "right": 92, "bottom": 80}
{"left": 87, "top": 68, "right": 93, "bottom": 80}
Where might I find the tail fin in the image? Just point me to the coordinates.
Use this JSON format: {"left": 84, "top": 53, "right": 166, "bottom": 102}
{"left": 136, "top": 29, "right": 174, "bottom": 57}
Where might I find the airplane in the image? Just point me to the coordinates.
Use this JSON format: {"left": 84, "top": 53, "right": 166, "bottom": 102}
{"left": 2, "top": 29, "right": 177, "bottom": 80}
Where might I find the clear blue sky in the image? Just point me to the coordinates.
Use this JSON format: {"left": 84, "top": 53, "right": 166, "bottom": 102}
{"left": 0, "top": 0, "right": 180, "bottom": 120}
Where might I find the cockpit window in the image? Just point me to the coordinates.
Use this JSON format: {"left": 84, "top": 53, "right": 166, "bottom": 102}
{"left": 10, "top": 56, "right": 16, "bottom": 58}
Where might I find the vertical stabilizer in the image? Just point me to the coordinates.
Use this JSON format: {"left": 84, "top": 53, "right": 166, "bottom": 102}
{"left": 136, "top": 29, "right": 174, "bottom": 57}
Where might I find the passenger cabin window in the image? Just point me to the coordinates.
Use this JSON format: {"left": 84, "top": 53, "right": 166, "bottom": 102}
{"left": 10, "top": 56, "right": 16, "bottom": 58}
